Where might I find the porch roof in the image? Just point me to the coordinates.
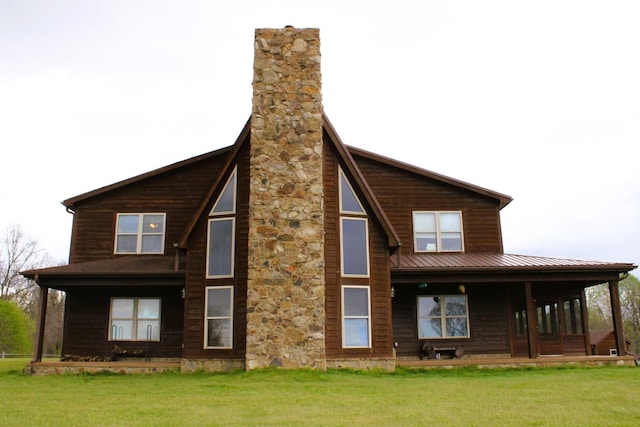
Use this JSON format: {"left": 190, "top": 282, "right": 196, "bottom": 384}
{"left": 390, "top": 253, "right": 636, "bottom": 285}
{"left": 21, "top": 255, "right": 184, "bottom": 279}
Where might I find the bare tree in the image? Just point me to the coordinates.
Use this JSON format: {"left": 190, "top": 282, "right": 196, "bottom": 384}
{"left": 0, "top": 224, "right": 52, "bottom": 307}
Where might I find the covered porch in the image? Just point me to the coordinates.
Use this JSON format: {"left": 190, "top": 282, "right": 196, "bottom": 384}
{"left": 390, "top": 253, "right": 636, "bottom": 362}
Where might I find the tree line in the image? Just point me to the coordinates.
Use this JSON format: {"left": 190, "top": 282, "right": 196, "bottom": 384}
{"left": 0, "top": 225, "right": 64, "bottom": 356}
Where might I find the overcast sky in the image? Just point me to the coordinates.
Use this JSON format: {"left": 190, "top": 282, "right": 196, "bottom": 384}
{"left": 1, "top": 1, "right": 638, "bottom": 272}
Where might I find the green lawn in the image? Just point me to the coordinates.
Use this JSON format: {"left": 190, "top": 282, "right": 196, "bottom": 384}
{"left": 1, "top": 359, "right": 639, "bottom": 426}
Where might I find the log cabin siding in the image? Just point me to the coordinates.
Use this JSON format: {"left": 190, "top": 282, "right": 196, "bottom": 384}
{"left": 351, "top": 154, "right": 504, "bottom": 254}
{"left": 68, "top": 154, "right": 228, "bottom": 264}
{"left": 324, "top": 145, "right": 394, "bottom": 359}
{"left": 182, "top": 143, "right": 250, "bottom": 359}
{"left": 392, "top": 284, "right": 510, "bottom": 357}
{"left": 62, "top": 285, "right": 184, "bottom": 359}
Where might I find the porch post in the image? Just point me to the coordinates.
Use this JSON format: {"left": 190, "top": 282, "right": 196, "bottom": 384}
{"left": 608, "top": 279, "right": 626, "bottom": 355}
{"left": 524, "top": 282, "right": 538, "bottom": 358}
{"left": 580, "top": 288, "right": 591, "bottom": 355}
{"left": 32, "top": 280, "right": 48, "bottom": 363}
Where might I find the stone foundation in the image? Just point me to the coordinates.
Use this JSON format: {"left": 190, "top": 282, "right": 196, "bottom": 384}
{"left": 180, "top": 359, "right": 245, "bottom": 373}
{"left": 327, "top": 358, "right": 396, "bottom": 371}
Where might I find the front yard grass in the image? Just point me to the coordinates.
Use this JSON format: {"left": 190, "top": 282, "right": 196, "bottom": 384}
{"left": 1, "top": 359, "right": 639, "bottom": 426}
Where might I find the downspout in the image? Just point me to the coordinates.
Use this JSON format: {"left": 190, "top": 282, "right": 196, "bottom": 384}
{"left": 31, "top": 274, "right": 49, "bottom": 363}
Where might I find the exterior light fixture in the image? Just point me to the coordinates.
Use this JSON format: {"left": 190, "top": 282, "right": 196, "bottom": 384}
{"left": 390, "top": 286, "right": 396, "bottom": 298}
{"left": 418, "top": 283, "right": 428, "bottom": 289}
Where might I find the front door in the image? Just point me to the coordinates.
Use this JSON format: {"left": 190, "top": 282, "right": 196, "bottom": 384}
{"left": 536, "top": 300, "right": 562, "bottom": 355}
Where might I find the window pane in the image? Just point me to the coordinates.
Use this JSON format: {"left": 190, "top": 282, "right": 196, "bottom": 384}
{"left": 340, "top": 173, "right": 364, "bottom": 213}
{"left": 344, "top": 287, "right": 368, "bottom": 316}
{"left": 207, "top": 288, "right": 231, "bottom": 317}
{"left": 208, "top": 219, "right": 234, "bottom": 276}
{"left": 137, "top": 299, "right": 160, "bottom": 319}
{"left": 142, "top": 214, "right": 164, "bottom": 233}
{"left": 419, "top": 318, "right": 442, "bottom": 338}
{"left": 441, "top": 233, "right": 462, "bottom": 251}
{"left": 416, "top": 233, "right": 437, "bottom": 252}
{"left": 344, "top": 318, "right": 369, "bottom": 346}
{"left": 137, "top": 320, "right": 159, "bottom": 341}
{"left": 447, "top": 318, "right": 468, "bottom": 337}
{"left": 141, "top": 235, "right": 163, "bottom": 253}
{"left": 117, "top": 215, "right": 139, "bottom": 233}
{"left": 207, "top": 319, "right": 231, "bottom": 347}
{"left": 445, "top": 296, "right": 467, "bottom": 316}
{"left": 342, "top": 218, "right": 368, "bottom": 276}
{"left": 212, "top": 171, "right": 236, "bottom": 214}
{"left": 418, "top": 296, "right": 441, "bottom": 317}
{"left": 116, "top": 235, "right": 137, "bottom": 253}
{"left": 439, "top": 213, "right": 461, "bottom": 232}
{"left": 111, "top": 320, "right": 133, "bottom": 340}
{"left": 112, "top": 299, "right": 134, "bottom": 318}
{"left": 414, "top": 213, "right": 436, "bottom": 232}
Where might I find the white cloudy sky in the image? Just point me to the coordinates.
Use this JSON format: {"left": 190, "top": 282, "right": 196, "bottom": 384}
{"left": 1, "top": 0, "right": 639, "bottom": 272}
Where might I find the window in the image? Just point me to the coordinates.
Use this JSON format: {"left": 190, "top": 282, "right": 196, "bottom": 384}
{"left": 342, "top": 286, "right": 371, "bottom": 348}
{"left": 413, "top": 211, "right": 463, "bottom": 252}
{"left": 417, "top": 295, "right": 469, "bottom": 338}
{"left": 205, "top": 286, "right": 233, "bottom": 349}
{"left": 207, "top": 167, "right": 237, "bottom": 278}
{"left": 115, "top": 213, "right": 165, "bottom": 254}
{"left": 537, "top": 302, "right": 559, "bottom": 334}
{"left": 563, "top": 298, "right": 583, "bottom": 335}
{"left": 109, "top": 298, "right": 160, "bottom": 341}
{"left": 339, "top": 168, "right": 369, "bottom": 277}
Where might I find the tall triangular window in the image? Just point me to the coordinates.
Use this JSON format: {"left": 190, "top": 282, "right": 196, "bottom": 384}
{"left": 338, "top": 167, "right": 369, "bottom": 277}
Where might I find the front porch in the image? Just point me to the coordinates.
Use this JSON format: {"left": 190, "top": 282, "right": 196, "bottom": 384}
{"left": 397, "top": 354, "right": 638, "bottom": 369}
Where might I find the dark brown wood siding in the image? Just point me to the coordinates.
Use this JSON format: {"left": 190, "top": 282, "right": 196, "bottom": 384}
{"left": 392, "top": 283, "right": 510, "bottom": 357}
{"left": 182, "top": 143, "right": 249, "bottom": 359}
{"left": 68, "top": 154, "right": 229, "bottom": 264}
{"left": 324, "top": 142, "right": 393, "bottom": 360}
{"left": 351, "top": 155, "right": 504, "bottom": 254}
{"left": 62, "top": 285, "right": 184, "bottom": 358}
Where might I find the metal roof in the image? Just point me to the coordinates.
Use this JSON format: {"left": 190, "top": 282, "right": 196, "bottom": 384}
{"left": 391, "top": 252, "right": 636, "bottom": 272}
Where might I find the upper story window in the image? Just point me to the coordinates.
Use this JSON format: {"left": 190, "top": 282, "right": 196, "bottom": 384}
{"left": 417, "top": 295, "right": 469, "bottom": 339}
{"left": 207, "top": 167, "right": 237, "bottom": 278}
{"left": 339, "top": 168, "right": 369, "bottom": 277}
{"left": 115, "top": 213, "right": 166, "bottom": 254}
{"left": 413, "top": 211, "right": 464, "bottom": 253}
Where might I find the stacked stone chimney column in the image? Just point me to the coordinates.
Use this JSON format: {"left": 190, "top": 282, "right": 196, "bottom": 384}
{"left": 246, "top": 27, "right": 326, "bottom": 370}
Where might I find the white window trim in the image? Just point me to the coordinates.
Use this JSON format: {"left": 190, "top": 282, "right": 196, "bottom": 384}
{"left": 114, "top": 213, "right": 166, "bottom": 255}
{"left": 210, "top": 166, "right": 238, "bottom": 216}
{"left": 412, "top": 211, "right": 464, "bottom": 253}
{"left": 417, "top": 295, "right": 470, "bottom": 339}
{"left": 206, "top": 217, "right": 236, "bottom": 279}
{"left": 339, "top": 217, "right": 370, "bottom": 278}
{"left": 204, "top": 286, "right": 234, "bottom": 349}
{"left": 338, "top": 168, "right": 365, "bottom": 214}
{"left": 108, "top": 297, "right": 161, "bottom": 341}
{"left": 341, "top": 285, "right": 372, "bottom": 348}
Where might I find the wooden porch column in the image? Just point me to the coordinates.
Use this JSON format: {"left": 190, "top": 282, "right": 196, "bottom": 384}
{"left": 608, "top": 279, "right": 626, "bottom": 355}
{"left": 524, "top": 282, "right": 538, "bottom": 358}
{"left": 32, "top": 280, "right": 48, "bottom": 363}
{"left": 580, "top": 288, "right": 591, "bottom": 355}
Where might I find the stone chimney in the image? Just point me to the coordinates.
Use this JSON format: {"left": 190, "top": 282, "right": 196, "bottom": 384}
{"left": 246, "top": 27, "right": 326, "bottom": 369}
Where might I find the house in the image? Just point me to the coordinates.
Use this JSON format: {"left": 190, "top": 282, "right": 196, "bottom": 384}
{"left": 590, "top": 330, "right": 631, "bottom": 356}
{"left": 23, "top": 27, "right": 636, "bottom": 372}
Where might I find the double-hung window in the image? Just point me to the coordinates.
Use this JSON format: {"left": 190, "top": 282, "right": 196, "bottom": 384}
{"left": 342, "top": 286, "right": 371, "bottom": 347}
{"left": 207, "top": 167, "right": 237, "bottom": 278}
{"left": 109, "top": 298, "right": 161, "bottom": 341}
{"left": 339, "top": 168, "right": 369, "bottom": 277}
{"left": 413, "top": 211, "right": 463, "bottom": 252}
{"left": 417, "top": 295, "right": 469, "bottom": 338}
{"left": 204, "top": 286, "right": 233, "bottom": 348}
{"left": 115, "top": 213, "right": 166, "bottom": 254}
